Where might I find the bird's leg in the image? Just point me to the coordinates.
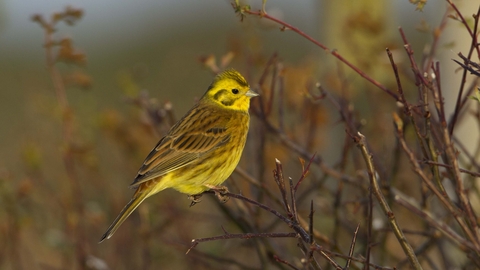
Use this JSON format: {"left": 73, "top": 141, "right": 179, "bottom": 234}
{"left": 188, "top": 194, "right": 203, "bottom": 207}
{"left": 205, "top": 184, "right": 230, "bottom": 203}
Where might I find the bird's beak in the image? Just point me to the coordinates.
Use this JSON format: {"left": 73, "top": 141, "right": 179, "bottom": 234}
{"left": 245, "top": 89, "right": 259, "bottom": 97}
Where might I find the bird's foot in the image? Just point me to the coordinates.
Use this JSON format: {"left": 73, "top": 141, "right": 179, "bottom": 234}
{"left": 205, "top": 184, "right": 230, "bottom": 203}
{"left": 188, "top": 194, "right": 203, "bottom": 207}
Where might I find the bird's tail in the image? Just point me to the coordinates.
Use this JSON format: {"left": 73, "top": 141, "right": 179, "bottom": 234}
{"left": 99, "top": 188, "right": 150, "bottom": 243}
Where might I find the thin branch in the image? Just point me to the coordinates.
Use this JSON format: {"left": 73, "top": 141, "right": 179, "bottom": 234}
{"left": 187, "top": 228, "right": 297, "bottom": 254}
{"left": 352, "top": 131, "right": 422, "bottom": 270}
{"left": 314, "top": 247, "right": 343, "bottom": 270}
{"left": 263, "top": 119, "right": 360, "bottom": 186}
{"left": 447, "top": 2, "right": 480, "bottom": 134}
{"left": 289, "top": 177, "right": 298, "bottom": 223}
{"left": 423, "top": 160, "right": 480, "bottom": 177}
{"left": 386, "top": 48, "right": 408, "bottom": 106}
{"left": 234, "top": 166, "right": 284, "bottom": 207}
{"left": 294, "top": 154, "right": 316, "bottom": 192}
{"left": 273, "top": 255, "right": 300, "bottom": 270}
{"left": 325, "top": 250, "right": 395, "bottom": 270}
{"left": 394, "top": 117, "right": 480, "bottom": 254}
{"left": 309, "top": 200, "right": 314, "bottom": 245}
{"left": 393, "top": 188, "right": 476, "bottom": 252}
{"left": 273, "top": 159, "right": 291, "bottom": 216}
{"left": 399, "top": 27, "right": 431, "bottom": 89}
{"left": 232, "top": 3, "right": 399, "bottom": 101}
{"left": 345, "top": 224, "right": 360, "bottom": 270}
{"left": 453, "top": 55, "right": 480, "bottom": 77}
{"left": 199, "top": 190, "right": 311, "bottom": 243}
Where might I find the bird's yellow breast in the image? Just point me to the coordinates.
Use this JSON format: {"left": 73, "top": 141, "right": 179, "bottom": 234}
{"left": 151, "top": 111, "right": 250, "bottom": 195}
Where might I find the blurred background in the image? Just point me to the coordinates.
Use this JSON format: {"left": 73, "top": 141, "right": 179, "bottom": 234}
{"left": 1, "top": 0, "right": 478, "bottom": 269}
{"left": 0, "top": 0, "right": 318, "bottom": 173}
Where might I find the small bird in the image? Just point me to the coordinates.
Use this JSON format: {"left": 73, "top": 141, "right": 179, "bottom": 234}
{"left": 100, "top": 69, "right": 258, "bottom": 242}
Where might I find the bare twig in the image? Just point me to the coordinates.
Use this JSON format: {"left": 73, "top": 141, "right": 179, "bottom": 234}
{"left": 273, "top": 159, "right": 291, "bottom": 215}
{"left": 423, "top": 160, "right": 480, "bottom": 177}
{"left": 352, "top": 132, "right": 422, "bottom": 269}
{"left": 393, "top": 188, "right": 476, "bottom": 252}
{"left": 447, "top": 2, "right": 480, "bottom": 134}
{"left": 345, "top": 224, "right": 360, "bottom": 269}
{"left": 394, "top": 116, "right": 480, "bottom": 254}
{"left": 199, "top": 190, "right": 311, "bottom": 243}
{"left": 325, "top": 250, "right": 395, "bottom": 270}
{"left": 294, "top": 154, "right": 316, "bottom": 192}
{"left": 231, "top": 2, "right": 399, "bottom": 101}
{"left": 273, "top": 255, "right": 300, "bottom": 270}
{"left": 187, "top": 228, "right": 297, "bottom": 254}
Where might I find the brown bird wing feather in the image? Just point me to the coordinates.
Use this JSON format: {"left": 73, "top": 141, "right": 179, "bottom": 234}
{"left": 130, "top": 105, "right": 231, "bottom": 188}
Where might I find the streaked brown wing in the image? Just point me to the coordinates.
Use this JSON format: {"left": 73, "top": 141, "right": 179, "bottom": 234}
{"left": 130, "top": 106, "right": 230, "bottom": 187}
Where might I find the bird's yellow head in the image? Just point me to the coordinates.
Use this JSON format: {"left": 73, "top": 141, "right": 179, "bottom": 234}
{"left": 203, "top": 69, "right": 258, "bottom": 112}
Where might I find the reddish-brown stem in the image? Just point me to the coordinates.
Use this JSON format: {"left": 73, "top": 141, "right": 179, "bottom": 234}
{"left": 386, "top": 48, "right": 407, "bottom": 106}
{"left": 239, "top": 8, "right": 399, "bottom": 101}
{"left": 273, "top": 255, "right": 299, "bottom": 270}
{"left": 447, "top": 2, "right": 480, "bottom": 135}
{"left": 446, "top": 1, "right": 480, "bottom": 57}
{"left": 423, "top": 160, "right": 480, "bottom": 177}
{"left": 399, "top": 27, "right": 431, "bottom": 88}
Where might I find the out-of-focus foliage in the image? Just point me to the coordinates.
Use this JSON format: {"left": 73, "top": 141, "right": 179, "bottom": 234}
{"left": 410, "top": 0, "right": 428, "bottom": 11}
{"left": 1, "top": 1, "right": 480, "bottom": 269}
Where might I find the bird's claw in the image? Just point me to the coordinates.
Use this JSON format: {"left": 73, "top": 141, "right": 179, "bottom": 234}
{"left": 188, "top": 194, "right": 203, "bottom": 207}
{"left": 206, "top": 185, "right": 230, "bottom": 204}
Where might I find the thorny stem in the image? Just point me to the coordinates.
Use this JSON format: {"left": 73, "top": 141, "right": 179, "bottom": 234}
{"left": 353, "top": 132, "right": 422, "bottom": 270}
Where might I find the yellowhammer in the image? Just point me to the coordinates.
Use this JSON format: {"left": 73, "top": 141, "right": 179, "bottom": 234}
{"left": 100, "top": 69, "right": 258, "bottom": 242}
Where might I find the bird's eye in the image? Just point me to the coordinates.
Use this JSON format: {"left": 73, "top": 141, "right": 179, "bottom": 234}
{"left": 232, "top": 89, "right": 239, "bottom": 94}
